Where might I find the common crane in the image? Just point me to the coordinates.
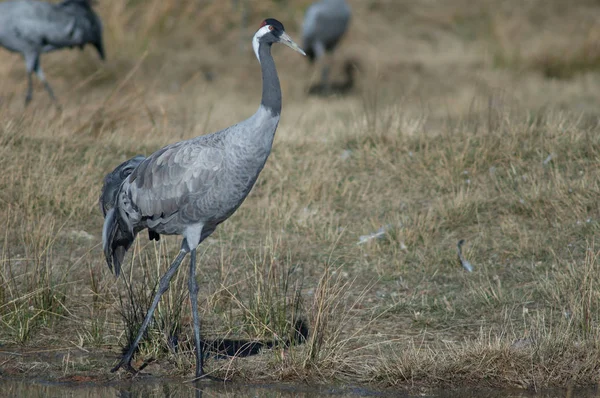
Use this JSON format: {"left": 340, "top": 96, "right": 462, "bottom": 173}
{"left": 102, "top": 18, "right": 305, "bottom": 378}
{"left": 302, "top": 0, "right": 351, "bottom": 90}
{"left": 0, "top": 0, "right": 104, "bottom": 106}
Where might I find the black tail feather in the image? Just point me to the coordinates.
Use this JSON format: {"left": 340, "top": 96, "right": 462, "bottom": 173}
{"left": 100, "top": 155, "right": 146, "bottom": 277}
{"left": 94, "top": 40, "right": 105, "bottom": 60}
{"left": 102, "top": 208, "right": 135, "bottom": 277}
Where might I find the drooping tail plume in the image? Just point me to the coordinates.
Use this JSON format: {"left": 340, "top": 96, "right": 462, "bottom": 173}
{"left": 100, "top": 156, "right": 145, "bottom": 277}
{"left": 99, "top": 155, "right": 145, "bottom": 216}
{"left": 102, "top": 208, "right": 136, "bottom": 277}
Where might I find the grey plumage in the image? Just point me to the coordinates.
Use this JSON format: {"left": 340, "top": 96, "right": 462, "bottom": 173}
{"left": 102, "top": 18, "right": 305, "bottom": 378}
{"left": 0, "top": 0, "right": 104, "bottom": 106}
{"left": 302, "top": 0, "right": 350, "bottom": 63}
{"left": 99, "top": 155, "right": 145, "bottom": 217}
{"left": 99, "top": 155, "right": 160, "bottom": 276}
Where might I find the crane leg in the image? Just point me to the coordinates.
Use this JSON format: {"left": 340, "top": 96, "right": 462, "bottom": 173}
{"left": 188, "top": 248, "right": 204, "bottom": 378}
{"left": 23, "top": 53, "right": 38, "bottom": 106}
{"left": 320, "top": 64, "right": 331, "bottom": 89}
{"left": 313, "top": 41, "right": 330, "bottom": 92}
{"left": 111, "top": 248, "right": 188, "bottom": 374}
{"left": 35, "top": 65, "right": 61, "bottom": 110}
{"left": 25, "top": 72, "right": 33, "bottom": 106}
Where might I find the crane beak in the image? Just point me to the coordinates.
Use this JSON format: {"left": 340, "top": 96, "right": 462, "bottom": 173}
{"left": 279, "top": 32, "right": 306, "bottom": 56}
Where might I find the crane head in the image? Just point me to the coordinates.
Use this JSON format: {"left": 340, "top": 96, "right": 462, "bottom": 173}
{"left": 253, "top": 18, "right": 306, "bottom": 59}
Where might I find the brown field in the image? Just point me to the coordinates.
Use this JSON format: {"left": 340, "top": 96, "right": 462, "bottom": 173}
{"left": 2, "top": 0, "right": 600, "bottom": 393}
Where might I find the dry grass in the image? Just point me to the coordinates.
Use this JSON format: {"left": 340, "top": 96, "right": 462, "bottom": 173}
{"left": 1, "top": 0, "right": 600, "bottom": 393}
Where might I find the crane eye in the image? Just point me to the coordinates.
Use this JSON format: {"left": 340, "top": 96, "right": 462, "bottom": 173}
{"left": 268, "top": 25, "right": 274, "bottom": 31}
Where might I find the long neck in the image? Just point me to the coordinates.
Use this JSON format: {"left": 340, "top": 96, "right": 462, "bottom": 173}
{"left": 258, "top": 43, "right": 281, "bottom": 116}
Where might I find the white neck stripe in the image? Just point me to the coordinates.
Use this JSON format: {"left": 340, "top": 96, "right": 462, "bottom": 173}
{"left": 252, "top": 25, "right": 272, "bottom": 63}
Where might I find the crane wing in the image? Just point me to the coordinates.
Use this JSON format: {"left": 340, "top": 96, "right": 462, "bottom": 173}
{"left": 12, "top": 16, "right": 69, "bottom": 47}
{"left": 128, "top": 137, "right": 228, "bottom": 223}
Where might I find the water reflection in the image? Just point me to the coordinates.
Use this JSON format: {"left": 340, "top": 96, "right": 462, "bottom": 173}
{"left": 1, "top": 379, "right": 378, "bottom": 398}
{"left": 1, "top": 378, "right": 599, "bottom": 398}
{"left": 431, "top": 386, "right": 600, "bottom": 398}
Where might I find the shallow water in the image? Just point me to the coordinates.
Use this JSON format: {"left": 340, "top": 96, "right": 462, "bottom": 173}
{"left": 1, "top": 378, "right": 598, "bottom": 398}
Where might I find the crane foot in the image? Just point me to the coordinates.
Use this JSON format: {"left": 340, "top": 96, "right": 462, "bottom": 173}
{"left": 111, "top": 358, "right": 138, "bottom": 374}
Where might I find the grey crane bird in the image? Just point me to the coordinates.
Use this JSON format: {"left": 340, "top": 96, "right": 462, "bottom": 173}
{"left": 0, "top": 0, "right": 104, "bottom": 106}
{"left": 302, "top": 0, "right": 351, "bottom": 87}
{"left": 102, "top": 18, "right": 305, "bottom": 378}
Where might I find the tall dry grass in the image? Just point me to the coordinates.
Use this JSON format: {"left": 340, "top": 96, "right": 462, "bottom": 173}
{"left": 1, "top": 0, "right": 600, "bottom": 392}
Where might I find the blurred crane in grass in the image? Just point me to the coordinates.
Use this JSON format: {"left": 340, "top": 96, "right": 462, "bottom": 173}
{"left": 0, "top": 0, "right": 104, "bottom": 107}
{"left": 302, "top": 0, "right": 351, "bottom": 94}
{"left": 101, "top": 18, "right": 305, "bottom": 378}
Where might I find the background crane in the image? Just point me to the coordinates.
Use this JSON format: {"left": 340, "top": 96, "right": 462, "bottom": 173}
{"left": 102, "top": 18, "right": 305, "bottom": 378}
{"left": 0, "top": 0, "right": 104, "bottom": 107}
{"left": 302, "top": 0, "right": 351, "bottom": 92}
